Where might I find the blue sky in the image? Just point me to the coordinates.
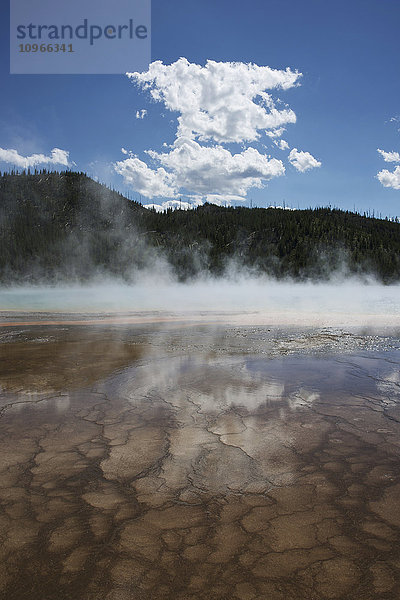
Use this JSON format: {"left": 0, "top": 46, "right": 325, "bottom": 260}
{"left": 1, "top": 0, "right": 400, "bottom": 215}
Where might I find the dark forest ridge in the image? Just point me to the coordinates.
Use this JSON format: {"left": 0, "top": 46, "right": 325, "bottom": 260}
{"left": 1, "top": 170, "right": 400, "bottom": 283}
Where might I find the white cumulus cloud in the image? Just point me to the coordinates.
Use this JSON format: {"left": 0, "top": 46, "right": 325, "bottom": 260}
{"left": 135, "top": 109, "right": 147, "bottom": 119}
{"left": 376, "top": 166, "right": 400, "bottom": 190}
{"left": 0, "top": 147, "right": 71, "bottom": 169}
{"left": 128, "top": 58, "right": 300, "bottom": 144}
{"left": 144, "top": 199, "right": 194, "bottom": 212}
{"left": 148, "top": 138, "right": 285, "bottom": 198}
{"left": 288, "top": 148, "right": 321, "bottom": 172}
{"left": 116, "top": 59, "right": 319, "bottom": 205}
{"left": 116, "top": 141, "right": 284, "bottom": 202}
{"left": 376, "top": 147, "right": 400, "bottom": 189}
{"left": 114, "top": 155, "right": 176, "bottom": 199}
{"left": 276, "top": 139, "right": 289, "bottom": 150}
{"left": 377, "top": 148, "right": 400, "bottom": 163}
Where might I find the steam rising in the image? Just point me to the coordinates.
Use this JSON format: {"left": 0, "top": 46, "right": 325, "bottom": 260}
{"left": 1, "top": 170, "right": 399, "bottom": 329}
{"left": 1, "top": 275, "right": 399, "bottom": 328}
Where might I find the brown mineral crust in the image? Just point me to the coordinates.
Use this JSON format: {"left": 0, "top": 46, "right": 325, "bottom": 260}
{"left": 0, "top": 325, "right": 400, "bottom": 599}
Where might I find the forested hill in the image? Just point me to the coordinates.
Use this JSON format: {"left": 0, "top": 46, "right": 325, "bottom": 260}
{"left": 1, "top": 170, "right": 400, "bottom": 283}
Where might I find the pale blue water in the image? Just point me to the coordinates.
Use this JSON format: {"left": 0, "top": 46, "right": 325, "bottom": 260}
{"left": 0, "top": 280, "right": 399, "bottom": 323}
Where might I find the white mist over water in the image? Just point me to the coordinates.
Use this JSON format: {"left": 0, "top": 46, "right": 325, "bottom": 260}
{"left": 1, "top": 276, "right": 400, "bottom": 327}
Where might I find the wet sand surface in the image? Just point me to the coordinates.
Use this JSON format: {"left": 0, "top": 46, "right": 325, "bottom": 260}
{"left": 1, "top": 321, "right": 400, "bottom": 599}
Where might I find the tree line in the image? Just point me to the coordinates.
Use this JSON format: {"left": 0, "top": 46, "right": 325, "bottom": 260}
{"left": 1, "top": 170, "right": 399, "bottom": 283}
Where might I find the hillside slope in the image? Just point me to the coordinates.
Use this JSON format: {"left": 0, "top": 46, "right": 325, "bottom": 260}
{"left": 1, "top": 170, "right": 399, "bottom": 283}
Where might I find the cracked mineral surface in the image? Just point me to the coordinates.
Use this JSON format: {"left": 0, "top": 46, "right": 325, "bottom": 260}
{"left": 1, "top": 320, "right": 400, "bottom": 599}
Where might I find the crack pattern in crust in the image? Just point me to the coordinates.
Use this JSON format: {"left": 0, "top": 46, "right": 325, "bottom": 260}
{"left": 0, "top": 326, "right": 400, "bottom": 599}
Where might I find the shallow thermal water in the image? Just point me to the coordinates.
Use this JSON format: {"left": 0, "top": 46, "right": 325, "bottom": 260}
{"left": 1, "top": 321, "right": 400, "bottom": 599}
{"left": 1, "top": 280, "right": 400, "bottom": 328}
